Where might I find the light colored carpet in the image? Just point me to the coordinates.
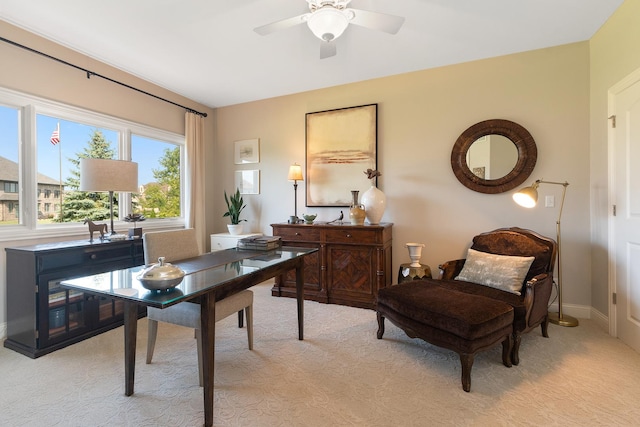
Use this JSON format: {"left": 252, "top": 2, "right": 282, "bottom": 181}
{"left": 1, "top": 282, "right": 639, "bottom": 427}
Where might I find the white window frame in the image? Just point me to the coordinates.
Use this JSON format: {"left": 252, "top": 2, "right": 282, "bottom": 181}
{"left": 0, "top": 86, "right": 186, "bottom": 242}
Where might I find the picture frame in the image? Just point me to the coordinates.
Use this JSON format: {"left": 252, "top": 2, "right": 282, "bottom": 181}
{"left": 234, "top": 138, "right": 260, "bottom": 164}
{"left": 305, "top": 104, "right": 377, "bottom": 207}
{"left": 235, "top": 169, "right": 260, "bottom": 194}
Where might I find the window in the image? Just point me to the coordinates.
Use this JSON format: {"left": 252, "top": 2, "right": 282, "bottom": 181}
{"left": 0, "top": 104, "right": 20, "bottom": 225}
{"left": 0, "top": 87, "right": 185, "bottom": 237}
{"left": 4, "top": 182, "right": 18, "bottom": 193}
{"left": 132, "top": 134, "right": 183, "bottom": 219}
{"left": 36, "top": 114, "right": 121, "bottom": 225}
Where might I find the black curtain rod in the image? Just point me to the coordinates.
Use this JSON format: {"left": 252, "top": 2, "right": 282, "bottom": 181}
{"left": 1, "top": 36, "right": 208, "bottom": 118}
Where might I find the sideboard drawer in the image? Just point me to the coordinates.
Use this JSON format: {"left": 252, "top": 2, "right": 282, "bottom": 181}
{"left": 324, "top": 228, "right": 378, "bottom": 244}
{"left": 274, "top": 226, "right": 321, "bottom": 242}
{"left": 38, "top": 245, "right": 135, "bottom": 273}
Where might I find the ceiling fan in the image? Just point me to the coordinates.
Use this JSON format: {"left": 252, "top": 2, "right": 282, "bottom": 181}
{"left": 254, "top": 0, "right": 405, "bottom": 59}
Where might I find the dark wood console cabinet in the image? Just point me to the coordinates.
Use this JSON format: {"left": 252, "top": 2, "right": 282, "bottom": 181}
{"left": 4, "top": 238, "right": 145, "bottom": 358}
{"left": 271, "top": 222, "right": 393, "bottom": 309}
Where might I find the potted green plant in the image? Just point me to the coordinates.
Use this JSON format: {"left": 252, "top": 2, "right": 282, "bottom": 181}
{"left": 224, "top": 188, "right": 246, "bottom": 235}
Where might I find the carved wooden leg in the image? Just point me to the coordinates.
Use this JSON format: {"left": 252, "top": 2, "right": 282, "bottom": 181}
{"left": 541, "top": 315, "right": 550, "bottom": 338}
{"left": 501, "top": 335, "right": 513, "bottom": 368}
{"left": 376, "top": 312, "right": 385, "bottom": 339}
{"left": 511, "top": 332, "right": 522, "bottom": 366}
{"left": 459, "top": 353, "right": 474, "bottom": 392}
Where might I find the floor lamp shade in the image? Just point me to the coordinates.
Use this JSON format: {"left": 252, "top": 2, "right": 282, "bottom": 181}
{"left": 513, "top": 179, "right": 578, "bottom": 327}
{"left": 80, "top": 158, "right": 139, "bottom": 235}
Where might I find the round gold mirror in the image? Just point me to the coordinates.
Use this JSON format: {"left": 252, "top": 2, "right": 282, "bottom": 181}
{"left": 451, "top": 119, "right": 537, "bottom": 194}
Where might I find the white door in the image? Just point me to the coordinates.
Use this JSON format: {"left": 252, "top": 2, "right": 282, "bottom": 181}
{"left": 611, "top": 71, "right": 640, "bottom": 352}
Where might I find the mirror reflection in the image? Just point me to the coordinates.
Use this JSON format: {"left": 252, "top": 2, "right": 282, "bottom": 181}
{"left": 466, "top": 134, "right": 518, "bottom": 180}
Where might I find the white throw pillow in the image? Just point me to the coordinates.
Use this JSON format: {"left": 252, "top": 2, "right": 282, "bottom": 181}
{"left": 454, "top": 248, "right": 535, "bottom": 295}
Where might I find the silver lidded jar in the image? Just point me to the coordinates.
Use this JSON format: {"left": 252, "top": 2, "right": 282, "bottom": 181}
{"left": 137, "top": 257, "right": 185, "bottom": 291}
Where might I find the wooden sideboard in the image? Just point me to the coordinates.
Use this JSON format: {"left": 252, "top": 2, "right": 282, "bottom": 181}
{"left": 271, "top": 222, "right": 393, "bottom": 309}
{"left": 4, "top": 238, "right": 145, "bottom": 358}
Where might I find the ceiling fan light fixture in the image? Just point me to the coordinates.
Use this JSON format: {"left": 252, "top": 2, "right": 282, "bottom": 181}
{"left": 307, "top": 8, "right": 349, "bottom": 41}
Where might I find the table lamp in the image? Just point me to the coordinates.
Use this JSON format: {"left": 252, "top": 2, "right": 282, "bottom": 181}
{"left": 80, "top": 158, "right": 138, "bottom": 235}
{"left": 513, "top": 179, "right": 578, "bottom": 327}
{"left": 287, "top": 163, "right": 304, "bottom": 223}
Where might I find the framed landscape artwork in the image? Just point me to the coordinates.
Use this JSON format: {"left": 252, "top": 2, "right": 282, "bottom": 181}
{"left": 305, "top": 104, "right": 377, "bottom": 207}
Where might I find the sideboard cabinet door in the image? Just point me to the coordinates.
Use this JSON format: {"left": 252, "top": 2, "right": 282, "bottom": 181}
{"left": 271, "top": 223, "right": 392, "bottom": 309}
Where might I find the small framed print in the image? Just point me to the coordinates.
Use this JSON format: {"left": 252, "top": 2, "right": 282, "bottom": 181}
{"left": 235, "top": 170, "right": 260, "bottom": 194}
{"left": 234, "top": 138, "right": 260, "bottom": 164}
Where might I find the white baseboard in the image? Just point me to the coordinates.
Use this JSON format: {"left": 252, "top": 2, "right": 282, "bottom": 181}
{"left": 590, "top": 307, "right": 609, "bottom": 332}
{"left": 547, "top": 303, "right": 610, "bottom": 334}
{"left": 0, "top": 322, "right": 6, "bottom": 341}
{"left": 548, "top": 302, "right": 592, "bottom": 321}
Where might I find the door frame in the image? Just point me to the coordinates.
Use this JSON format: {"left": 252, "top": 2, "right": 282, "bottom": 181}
{"left": 607, "top": 66, "right": 640, "bottom": 337}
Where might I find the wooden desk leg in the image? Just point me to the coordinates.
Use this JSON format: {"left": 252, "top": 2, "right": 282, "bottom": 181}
{"left": 123, "top": 301, "right": 138, "bottom": 396}
{"left": 296, "top": 259, "right": 304, "bottom": 340}
{"left": 201, "top": 292, "right": 216, "bottom": 427}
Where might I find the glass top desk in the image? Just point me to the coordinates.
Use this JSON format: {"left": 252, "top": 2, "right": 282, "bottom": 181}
{"left": 62, "top": 246, "right": 317, "bottom": 427}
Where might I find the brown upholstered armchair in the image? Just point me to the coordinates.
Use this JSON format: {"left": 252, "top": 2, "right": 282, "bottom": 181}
{"left": 437, "top": 227, "right": 556, "bottom": 364}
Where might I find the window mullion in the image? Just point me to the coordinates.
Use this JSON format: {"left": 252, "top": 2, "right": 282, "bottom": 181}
{"left": 22, "top": 105, "right": 37, "bottom": 229}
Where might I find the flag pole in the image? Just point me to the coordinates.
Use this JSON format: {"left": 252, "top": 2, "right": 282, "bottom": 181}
{"left": 51, "top": 123, "right": 63, "bottom": 221}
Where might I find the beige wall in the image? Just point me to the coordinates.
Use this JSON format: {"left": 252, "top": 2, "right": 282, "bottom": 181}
{"left": 215, "top": 42, "right": 592, "bottom": 316}
{"left": 589, "top": 0, "right": 640, "bottom": 315}
{"left": 0, "top": 21, "right": 215, "bottom": 333}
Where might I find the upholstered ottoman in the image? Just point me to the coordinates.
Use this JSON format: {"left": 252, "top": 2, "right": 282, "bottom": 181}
{"left": 376, "top": 282, "right": 514, "bottom": 392}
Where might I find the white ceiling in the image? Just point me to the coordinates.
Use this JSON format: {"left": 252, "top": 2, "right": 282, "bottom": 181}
{"left": 0, "top": 0, "right": 623, "bottom": 108}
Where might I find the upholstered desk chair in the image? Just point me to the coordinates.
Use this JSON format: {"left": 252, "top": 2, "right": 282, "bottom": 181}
{"left": 143, "top": 229, "right": 254, "bottom": 386}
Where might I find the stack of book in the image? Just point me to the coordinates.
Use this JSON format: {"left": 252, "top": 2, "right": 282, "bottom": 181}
{"left": 237, "top": 235, "right": 282, "bottom": 251}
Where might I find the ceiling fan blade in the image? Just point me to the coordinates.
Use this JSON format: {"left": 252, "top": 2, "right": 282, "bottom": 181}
{"left": 348, "top": 8, "right": 405, "bottom": 34}
{"left": 320, "top": 40, "right": 337, "bottom": 59}
{"left": 254, "top": 14, "right": 309, "bottom": 36}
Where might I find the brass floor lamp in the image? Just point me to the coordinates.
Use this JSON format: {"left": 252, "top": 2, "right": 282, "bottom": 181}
{"left": 513, "top": 179, "right": 579, "bottom": 327}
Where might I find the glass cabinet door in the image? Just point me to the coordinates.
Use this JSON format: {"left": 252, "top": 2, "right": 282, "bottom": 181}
{"left": 98, "top": 297, "right": 124, "bottom": 323}
{"left": 46, "top": 280, "right": 87, "bottom": 341}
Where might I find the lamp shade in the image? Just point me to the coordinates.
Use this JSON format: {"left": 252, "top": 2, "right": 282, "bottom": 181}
{"left": 512, "top": 184, "right": 539, "bottom": 208}
{"left": 307, "top": 8, "right": 349, "bottom": 41}
{"left": 80, "top": 158, "right": 138, "bottom": 192}
{"left": 288, "top": 163, "right": 304, "bottom": 181}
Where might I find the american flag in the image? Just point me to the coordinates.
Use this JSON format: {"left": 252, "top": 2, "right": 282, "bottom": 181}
{"left": 50, "top": 123, "right": 60, "bottom": 145}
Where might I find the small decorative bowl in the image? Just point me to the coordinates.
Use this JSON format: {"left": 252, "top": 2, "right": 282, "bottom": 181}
{"left": 137, "top": 257, "right": 185, "bottom": 291}
{"left": 302, "top": 214, "right": 317, "bottom": 224}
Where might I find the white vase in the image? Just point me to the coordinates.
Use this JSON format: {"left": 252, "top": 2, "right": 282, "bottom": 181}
{"left": 361, "top": 185, "right": 386, "bottom": 224}
{"left": 406, "top": 243, "right": 425, "bottom": 267}
{"left": 227, "top": 223, "right": 244, "bottom": 235}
